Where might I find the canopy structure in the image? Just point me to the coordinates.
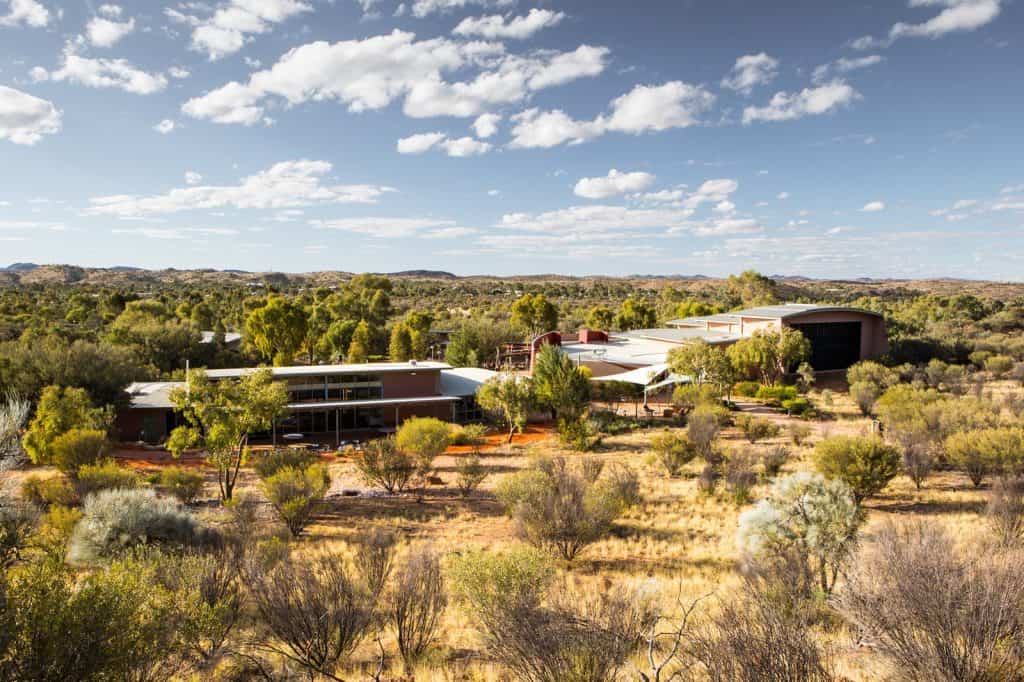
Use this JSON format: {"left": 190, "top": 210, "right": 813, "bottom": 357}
{"left": 589, "top": 362, "right": 691, "bottom": 406}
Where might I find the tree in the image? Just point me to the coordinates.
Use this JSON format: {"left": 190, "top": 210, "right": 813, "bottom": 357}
{"left": 945, "top": 427, "right": 1024, "bottom": 487}
{"left": 849, "top": 381, "right": 882, "bottom": 416}
{"left": 388, "top": 323, "right": 413, "bottom": 362}
{"left": 347, "top": 320, "right": 372, "bottom": 363}
{"left": 260, "top": 463, "right": 330, "bottom": 537}
{"left": 727, "top": 328, "right": 810, "bottom": 385}
{"left": 616, "top": 297, "right": 657, "bottom": 331}
{"left": 477, "top": 373, "right": 533, "bottom": 444}
{"left": 674, "top": 299, "right": 720, "bottom": 319}
{"left": 584, "top": 305, "right": 615, "bottom": 330}
{"left": 168, "top": 368, "right": 288, "bottom": 501}
{"left": 531, "top": 344, "right": 591, "bottom": 428}
{"left": 668, "top": 340, "right": 734, "bottom": 394}
{"left": 108, "top": 300, "right": 201, "bottom": 373}
{"left": 395, "top": 417, "right": 450, "bottom": 485}
{"left": 244, "top": 296, "right": 308, "bottom": 365}
{"left": 353, "top": 437, "right": 415, "bottom": 493}
{"left": 23, "top": 385, "right": 111, "bottom": 465}
{"left": 725, "top": 270, "right": 777, "bottom": 307}
{"left": 50, "top": 428, "right": 108, "bottom": 476}
{"left": 813, "top": 435, "right": 900, "bottom": 503}
{"left": 737, "top": 472, "right": 861, "bottom": 597}
{"left": 317, "top": 319, "right": 358, "bottom": 362}
{"left": 511, "top": 293, "right": 558, "bottom": 338}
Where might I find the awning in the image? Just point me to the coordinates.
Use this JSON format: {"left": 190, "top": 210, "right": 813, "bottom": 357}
{"left": 589, "top": 362, "right": 671, "bottom": 386}
{"left": 285, "top": 395, "right": 461, "bottom": 411}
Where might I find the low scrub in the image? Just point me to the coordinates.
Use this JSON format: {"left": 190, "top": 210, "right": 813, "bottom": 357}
{"left": 252, "top": 448, "right": 319, "bottom": 479}
{"left": 735, "top": 414, "right": 781, "bottom": 443}
{"left": 21, "top": 475, "right": 78, "bottom": 508}
{"left": 755, "top": 385, "right": 798, "bottom": 405}
{"left": 156, "top": 466, "right": 205, "bottom": 504}
{"left": 260, "top": 463, "right": 330, "bottom": 537}
{"left": 352, "top": 436, "right": 415, "bottom": 494}
{"left": 76, "top": 459, "right": 141, "bottom": 497}
{"left": 647, "top": 430, "right": 698, "bottom": 477}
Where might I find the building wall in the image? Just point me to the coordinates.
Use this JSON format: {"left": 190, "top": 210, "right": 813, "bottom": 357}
{"left": 380, "top": 370, "right": 441, "bottom": 399}
{"left": 116, "top": 408, "right": 172, "bottom": 443}
{"left": 782, "top": 310, "right": 888, "bottom": 361}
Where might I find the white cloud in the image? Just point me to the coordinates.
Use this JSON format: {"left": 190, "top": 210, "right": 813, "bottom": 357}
{"left": 312, "top": 216, "right": 472, "bottom": 238}
{"left": 472, "top": 112, "right": 501, "bottom": 138}
{"left": 168, "top": 66, "right": 190, "bottom": 79}
{"left": 111, "top": 227, "right": 240, "bottom": 240}
{"left": 154, "top": 119, "right": 176, "bottom": 134}
{"left": 86, "top": 160, "right": 395, "bottom": 217}
{"left": 509, "top": 81, "right": 715, "bottom": 148}
{"left": 693, "top": 218, "right": 760, "bottom": 236}
{"left": 166, "top": 0, "right": 313, "bottom": 61}
{"left": 891, "top": 0, "right": 1001, "bottom": 40}
{"left": 98, "top": 4, "right": 122, "bottom": 18}
{"left": 861, "top": 200, "right": 885, "bottom": 212}
{"left": 410, "top": 0, "right": 514, "bottom": 18}
{"left": 742, "top": 80, "right": 859, "bottom": 124}
{"left": 487, "top": 189, "right": 501, "bottom": 196}
{"left": 635, "top": 189, "right": 684, "bottom": 203}
{"left": 1000, "top": 184, "right": 1024, "bottom": 194}
{"left": 185, "top": 171, "right": 202, "bottom": 185}
{"left": 812, "top": 55, "right": 883, "bottom": 83}
{"left": 0, "top": 0, "right": 50, "bottom": 27}
{"left": 713, "top": 200, "right": 736, "bottom": 214}
{"left": 86, "top": 15, "right": 135, "bottom": 47}
{"left": 453, "top": 8, "right": 565, "bottom": 39}
{"left": 952, "top": 198, "right": 977, "bottom": 209}
{"left": 38, "top": 52, "right": 168, "bottom": 95}
{"left": 182, "top": 31, "right": 607, "bottom": 125}
{"left": 0, "top": 85, "right": 62, "bottom": 145}
{"left": 777, "top": 191, "right": 790, "bottom": 199}
{"left": 574, "top": 169, "right": 655, "bottom": 199}
{"left": 396, "top": 132, "right": 491, "bottom": 156}
{"left": 721, "top": 53, "right": 779, "bottom": 96}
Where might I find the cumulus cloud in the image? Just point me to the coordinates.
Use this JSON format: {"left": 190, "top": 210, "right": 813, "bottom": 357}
{"left": 453, "top": 9, "right": 565, "bottom": 39}
{"left": 0, "top": 0, "right": 50, "bottom": 27}
{"left": 182, "top": 31, "right": 608, "bottom": 125}
{"left": 472, "top": 112, "right": 501, "bottom": 138}
{"left": 166, "top": 0, "right": 313, "bottom": 61}
{"left": 0, "top": 85, "right": 62, "bottom": 145}
{"left": 85, "top": 160, "right": 395, "bottom": 217}
{"left": 861, "top": 200, "right": 886, "bottom": 211}
{"left": 721, "top": 53, "right": 779, "bottom": 95}
{"left": 311, "top": 216, "right": 473, "bottom": 238}
{"left": 396, "top": 132, "right": 491, "bottom": 156}
{"left": 86, "top": 15, "right": 135, "bottom": 47}
{"left": 154, "top": 119, "right": 176, "bottom": 134}
{"left": 891, "top": 0, "right": 1001, "bottom": 40}
{"left": 184, "top": 171, "right": 202, "bottom": 185}
{"left": 411, "top": 0, "right": 514, "bottom": 18}
{"left": 510, "top": 81, "right": 715, "bottom": 148}
{"left": 36, "top": 52, "right": 168, "bottom": 95}
{"left": 574, "top": 169, "right": 655, "bottom": 199}
{"left": 812, "top": 55, "right": 883, "bottom": 83}
{"left": 742, "top": 80, "right": 859, "bottom": 124}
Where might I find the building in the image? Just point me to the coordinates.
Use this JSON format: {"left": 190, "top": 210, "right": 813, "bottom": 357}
{"left": 552, "top": 303, "right": 886, "bottom": 376}
{"left": 117, "top": 361, "right": 496, "bottom": 445}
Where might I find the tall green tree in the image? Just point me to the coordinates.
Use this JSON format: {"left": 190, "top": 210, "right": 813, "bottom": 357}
{"left": 668, "top": 340, "right": 734, "bottom": 392}
{"left": 584, "top": 306, "right": 615, "bottom": 330}
{"left": 23, "top": 385, "right": 112, "bottom": 465}
{"left": 510, "top": 294, "right": 558, "bottom": 338}
{"left": 615, "top": 298, "right": 657, "bottom": 331}
{"left": 531, "top": 344, "right": 590, "bottom": 424}
{"left": 108, "top": 300, "right": 201, "bottom": 373}
{"left": 244, "top": 296, "right": 308, "bottom": 366}
{"left": 727, "top": 328, "right": 810, "bottom": 385}
{"left": 389, "top": 323, "right": 414, "bottom": 362}
{"left": 477, "top": 373, "right": 534, "bottom": 444}
{"left": 317, "top": 319, "right": 358, "bottom": 363}
{"left": 167, "top": 368, "right": 288, "bottom": 501}
{"left": 347, "top": 321, "right": 372, "bottom": 363}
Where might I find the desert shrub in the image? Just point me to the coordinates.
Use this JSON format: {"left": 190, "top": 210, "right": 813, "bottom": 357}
{"left": 735, "top": 414, "right": 781, "bottom": 443}
{"left": 448, "top": 422, "right": 488, "bottom": 446}
{"left": 687, "top": 406, "right": 722, "bottom": 457}
{"left": 737, "top": 473, "right": 861, "bottom": 598}
{"left": 496, "top": 457, "right": 639, "bottom": 560}
{"left": 820, "top": 388, "right": 834, "bottom": 406}
{"left": 558, "top": 414, "right": 602, "bottom": 452}
{"left": 252, "top": 448, "right": 318, "bottom": 479}
{"left": 156, "top": 466, "right": 205, "bottom": 504}
{"left": 945, "top": 427, "right": 1024, "bottom": 487}
{"left": 0, "top": 502, "right": 36, "bottom": 568}
{"left": 455, "top": 451, "right": 488, "bottom": 497}
{"left": 159, "top": 549, "right": 244, "bottom": 662}
{"left": 390, "top": 545, "right": 447, "bottom": 674}
{"left": 0, "top": 390, "right": 30, "bottom": 471}
{"left": 836, "top": 521, "right": 1024, "bottom": 681}
{"left": 789, "top": 423, "right": 812, "bottom": 446}
{"left": 353, "top": 528, "right": 396, "bottom": 599}
{"left": 448, "top": 545, "right": 554, "bottom": 616}
{"left": 647, "top": 430, "right": 698, "bottom": 477}
{"left": 697, "top": 463, "right": 720, "bottom": 495}
{"left": 67, "top": 488, "right": 208, "bottom": 563}
{"left": 813, "top": 435, "right": 900, "bottom": 503}
{"left": 260, "top": 464, "right": 330, "bottom": 537}
{"left": 249, "top": 554, "right": 377, "bottom": 680}
{"left": 725, "top": 450, "right": 758, "bottom": 504}
{"left": 672, "top": 383, "right": 722, "bottom": 417}
{"left": 352, "top": 436, "right": 415, "bottom": 493}
{"left": 587, "top": 409, "right": 641, "bottom": 435}
{"left": 21, "top": 385, "right": 111, "bottom": 465}
{"left": 50, "top": 428, "right": 108, "bottom": 476}
{"left": 902, "top": 447, "right": 934, "bottom": 490}
{"left": 755, "top": 385, "right": 798, "bottom": 405}
{"left": 988, "top": 477, "right": 1024, "bottom": 547}
{"left": 396, "top": 416, "right": 450, "bottom": 482}
{"left": 21, "top": 475, "right": 78, "bottom": 508}
{"left": 76, "top": 459, "right": 141, "bottom": 496}
{"left": 733, "top": 381, "right": 761, "bottom": 397}
{"left": 849, "top": 381, "right": 882, "bottom": 416}
{"left": 986, "top": 354, "right": 1015, "bottom": 378}
{"left": 781, "top": 397, "right": 813, "bottom": 417}
{"left": 761, "top": 445, "right": 790, "bottom": 478}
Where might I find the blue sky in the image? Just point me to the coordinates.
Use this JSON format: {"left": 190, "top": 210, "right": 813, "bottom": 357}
{"left": 1, "top": 0, "right": 1022, "bottom": 279}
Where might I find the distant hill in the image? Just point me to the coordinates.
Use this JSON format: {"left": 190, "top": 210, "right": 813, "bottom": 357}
{"left": 386, "top": 270, "right": 458, "bottom": 279}
{"left": 5, "top": 263, "right": 39, "bottom": 271}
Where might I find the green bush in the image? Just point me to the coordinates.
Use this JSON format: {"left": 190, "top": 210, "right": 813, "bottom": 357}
{"left": 789, "top": 423, "right": 812, "bottom": 446}
{"left": 157, "top": 466, "right": 205, "bottom": 504}
{"left": 455, "top": 452, "right": 489, "bottom": 497}
{"left": 68, "top": 488, "right": 209, "bottom": 563}
{"left": 353, "top": 436, "right": 415, "bottom": 493}
{"left": 755, "top": 385, "right": 798, "bottom": 405}
{"left": 734, "top": 381, "right": 761, "bottom": 398}
{"left": 76, "top": 459, "right": 141, "bottom": 497}
{"left": 735, "top": 414, "right": 781, "bottom": 443}
{"left": 448, "top": 544, "right": 554, "bottom": 615}
{"left": 252, "top": 448, "right": 319, "bottom": 479}
{"left": 813, "top": 435, "right": 900, "bottom": 503}
{"left": 849, "top": 381, "right": 882, "bottom": 416}
{"left": 781, "top": 397, "right": 813, "bottom": 417}
{"left": 449, "top": 423, "right": 489, "bottom": 446}
{"left": 647, "top": 430, "right": 698, "bottom": 477}
{"left": 985, "top": 354, "right": 1015, "bottom": 378}
{"left": 260, "top": 464, "right": 331, "bottom": 537}
{"left": 51, "top": 428, "right": 109, "bottom": 476}
{"left": 21, "top": 475, "right": 78, "bottom": 507}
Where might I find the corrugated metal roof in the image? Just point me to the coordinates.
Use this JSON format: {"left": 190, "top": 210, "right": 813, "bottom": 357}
{"left": 668, "top": 303, "right": 881, "bottom": 326}
{"left": 440, "top": 367, "right": 498, "bottom": 397}
{"left": 286, "top": 396, "right": 461, "bottom": 410}
{"left": 205, "top": 361, "right": 451, "bottom": 379}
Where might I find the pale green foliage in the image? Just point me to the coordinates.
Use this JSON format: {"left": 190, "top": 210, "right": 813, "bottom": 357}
{"left": 477, "top": 373, "right": 533, "bottom": 444}
{"left": 22, "top": 385, "right": 110, "bottom": 465}
{"left": 647, "top": 430, "right": 698, "bottom": 477}
{"left": 252, "top": 447, "right": 318, "bottom": 479}
{"left": 168, "top": 367, "right": 288, "bottom": 501}
{"left": 846, "top": 360, "right": 899, "bottom": 389}
{"left": 396, "top": 416, "right": 451, "bottom": 481}
{"left": 813, "top": 435, "right": 900, "bottom": 502}
{"left": 244, "top": 295, "right": 308, "bottom": 365}
{"left": 157, "top": 466, "right": 206, "bottom": 504}
{"left": 616, "top": 297, "right": 657, "bottom": 331}
{"left": 159, "top": 549, "right": 244, "bottom": 661}
{"left": 260, "top": 464, "right": 330, "bottom": 537}
{"left": 455, "top": 452, "right": 489, "bottom": 497}
{"left": 390, "top": 546, "right": 447, "bottom": 674}
{"left": 737, "top": 472, "right": 861, "bottom": 596}
{"left": 76, "top": 459, "right": 141, "bottom": 496}
{"left": 50, "top": 428, "right": 108, "bottom": 475}
{"left": 584, "top": 305, "right": 615, "bottom": 330}
{"left": 986, "top": 354, "right": 1015, "bottom": 378}
{"left": 347, "top": 320, "right": 372, "bottom": 363}
{"left": 946, "top": 427, "right": 1024, "bottom": 487}
{"left": 849, "top": 381, "right": 883, "bottom": 415}
{"left": 735, "top": 413, "right": 781, "bottom": 443}
{"left": 510, "top": 293, "right": 558, "bottom": 337}
{"left": 21, "top": 475, "right": 78, "bottom": 507}
{"left": 531, "top": 344, "right": 591, "bottom": 426}
{"left": 448, "top": 544, "right": 554, "bottom": 615}
{"left": 668, "top": 340, "right": 735, "bottom": 394}
{"left": 68, "top": 488, "right": 207, "bottom": 563}
{"left": 448, "top": 422, "right": 488, "bottom": 446}
{"left": 389, "top": 322, "right": 413, "bottom": 361}
{"left": 727, "top": 328, "right": 810, "bottom": 385}
{"left": 353, "top": 436, "right": 415, "bottom": 493}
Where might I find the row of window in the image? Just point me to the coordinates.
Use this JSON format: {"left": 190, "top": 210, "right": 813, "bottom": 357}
{"left": 288, "top": 386, "right": 385, "bottom": 403}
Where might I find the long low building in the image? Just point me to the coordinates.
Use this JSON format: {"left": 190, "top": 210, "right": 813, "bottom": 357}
{"left": 117, "top": 361, "right": 496, "bottom": 445}
{"left": 554, "top": 303, "right": 887, "bottom": 376}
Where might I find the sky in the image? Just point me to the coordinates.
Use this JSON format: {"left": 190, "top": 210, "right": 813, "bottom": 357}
{"left": 0, "top": 0, "right": 1023, "bottom": 279}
